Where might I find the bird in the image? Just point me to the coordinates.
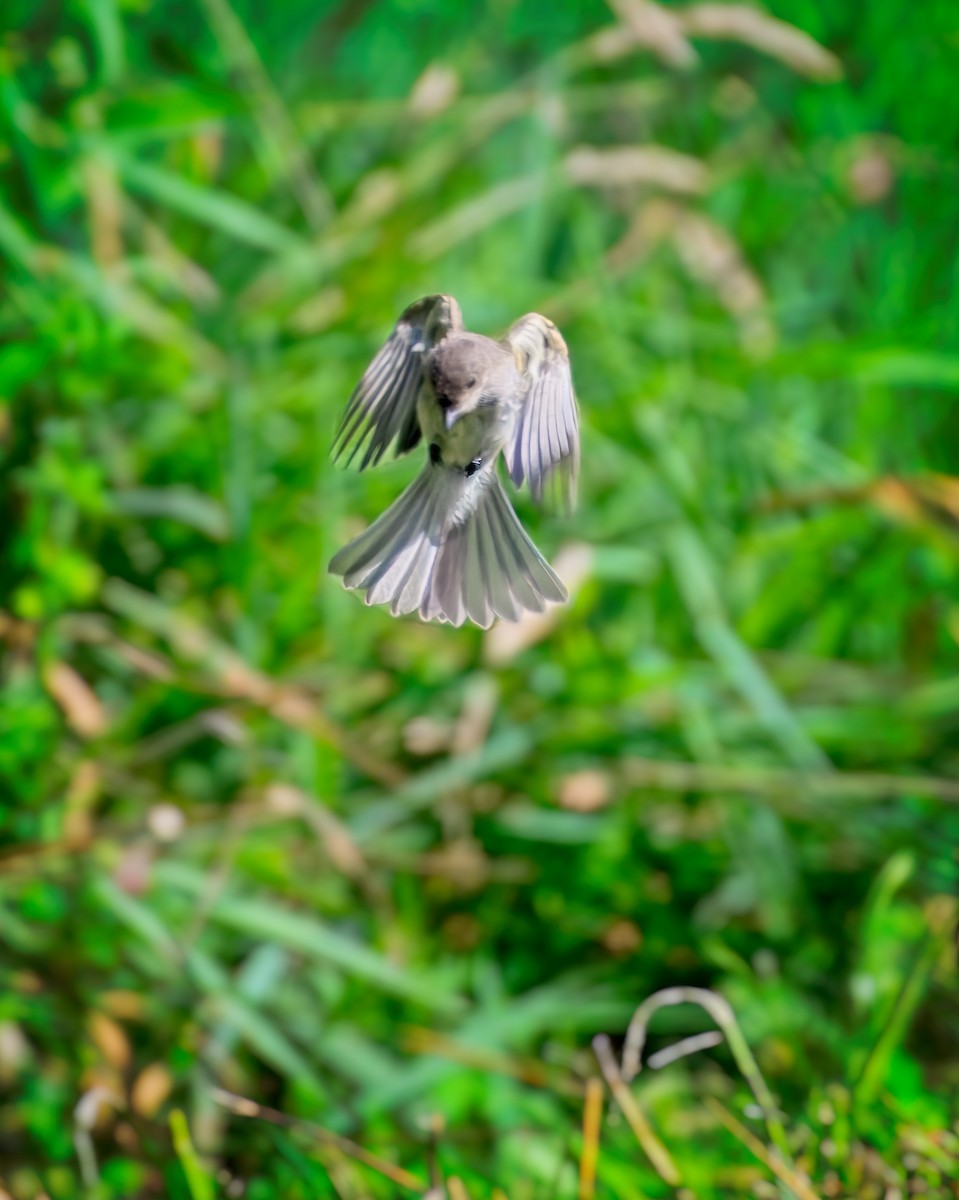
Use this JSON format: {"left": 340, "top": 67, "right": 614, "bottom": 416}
{"left": 328, "top": 294, "right": 580, "bottom": 629}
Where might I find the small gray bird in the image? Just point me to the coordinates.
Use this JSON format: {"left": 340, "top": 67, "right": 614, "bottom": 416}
{"left": 328, "top": 294, "right": 579, "bottom": 628}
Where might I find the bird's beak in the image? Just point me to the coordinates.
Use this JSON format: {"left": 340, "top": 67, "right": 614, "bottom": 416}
{"left": 443, "top": 408, "right": 460, "bottom": 432}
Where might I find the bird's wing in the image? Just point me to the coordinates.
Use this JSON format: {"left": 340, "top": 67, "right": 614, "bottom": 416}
{"left": 502, "top": 312, "right": 579, "bottom": 509}
{"left": 332, "top": 294, "right": 464, "bottom": 469}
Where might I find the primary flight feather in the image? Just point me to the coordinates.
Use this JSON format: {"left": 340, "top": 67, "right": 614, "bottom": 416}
{"left": 328, "top": 294, "right": 580, "bottom": 629}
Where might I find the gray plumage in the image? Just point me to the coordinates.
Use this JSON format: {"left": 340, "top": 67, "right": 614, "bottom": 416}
{"left": 328, "top": 294, "right": 579, "bottom": 628}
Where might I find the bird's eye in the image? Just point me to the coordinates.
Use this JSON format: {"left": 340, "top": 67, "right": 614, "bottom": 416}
{"left": 467, "top": 377, "right": 476, "bottom": 388}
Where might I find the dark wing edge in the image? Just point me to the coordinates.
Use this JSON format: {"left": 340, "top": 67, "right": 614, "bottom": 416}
{"left": 502, "top": 312, "right": 580, "bottom": 510}
{"left": 332, "top": 294, "right": 464, "bottom": 470}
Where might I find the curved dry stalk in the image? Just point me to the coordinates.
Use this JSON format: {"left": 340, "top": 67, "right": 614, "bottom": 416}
{"left": 621, "top": 986, "right": 791, "bottom": 1163}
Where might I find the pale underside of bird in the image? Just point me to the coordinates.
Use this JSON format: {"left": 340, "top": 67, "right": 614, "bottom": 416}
{"left": 328, "top": 294, "right": 580, "bottom": 629}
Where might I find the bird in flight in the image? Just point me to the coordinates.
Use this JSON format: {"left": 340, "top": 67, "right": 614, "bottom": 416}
{"left": 328, "top": 294, "right": 580, "bottom": 628}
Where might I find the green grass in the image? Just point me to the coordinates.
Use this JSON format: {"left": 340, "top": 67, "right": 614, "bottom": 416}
{"left": 2, "top": 0, "right": 959, "bottom": 1196}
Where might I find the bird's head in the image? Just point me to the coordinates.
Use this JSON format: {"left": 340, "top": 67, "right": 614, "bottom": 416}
{"left": 429, "top": 334, "right": 514, "bottom": 430}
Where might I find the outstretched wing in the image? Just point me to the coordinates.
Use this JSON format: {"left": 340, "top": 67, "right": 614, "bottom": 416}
{"left": 332, "top": 294, "right": 463, "bottom": 469}
{"left": 502, "top": 312, "right": 579, "bottom": 508}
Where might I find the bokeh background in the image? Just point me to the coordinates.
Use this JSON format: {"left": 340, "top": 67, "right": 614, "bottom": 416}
{"left": 2, "top": 1, "right": 959, "bottom": 1196}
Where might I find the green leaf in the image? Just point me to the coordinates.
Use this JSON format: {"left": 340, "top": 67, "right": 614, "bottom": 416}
{"left": 154, "top": 862, "right": 466, "bottom": 1015}
{"left": 111, "top": 487, "right": 230, "bottom": 540}
{"left": 116, "top": 156, "right": 303, "bottom": 252}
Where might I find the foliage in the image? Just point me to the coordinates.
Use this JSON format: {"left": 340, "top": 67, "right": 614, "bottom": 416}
{"left": 1, "top": 0, "right": 959, "bottom": 1196}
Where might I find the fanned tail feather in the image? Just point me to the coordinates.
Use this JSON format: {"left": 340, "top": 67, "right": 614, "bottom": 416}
{"left": 329, "top": 469, "right": 567, "bottom": 628}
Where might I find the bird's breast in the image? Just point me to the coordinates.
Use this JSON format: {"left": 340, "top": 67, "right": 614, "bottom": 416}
{"left": 417, "top": 392, "right": 514, "bottom": 471}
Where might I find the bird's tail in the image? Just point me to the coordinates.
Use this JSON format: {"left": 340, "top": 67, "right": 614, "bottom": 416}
{"left": 328, "top": 467, "right": 567, "bottom": 628}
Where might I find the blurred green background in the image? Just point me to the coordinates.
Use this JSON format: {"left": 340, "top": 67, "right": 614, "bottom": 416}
{"left": 2, "top": 0, "right": 959, "bottom": 1196}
